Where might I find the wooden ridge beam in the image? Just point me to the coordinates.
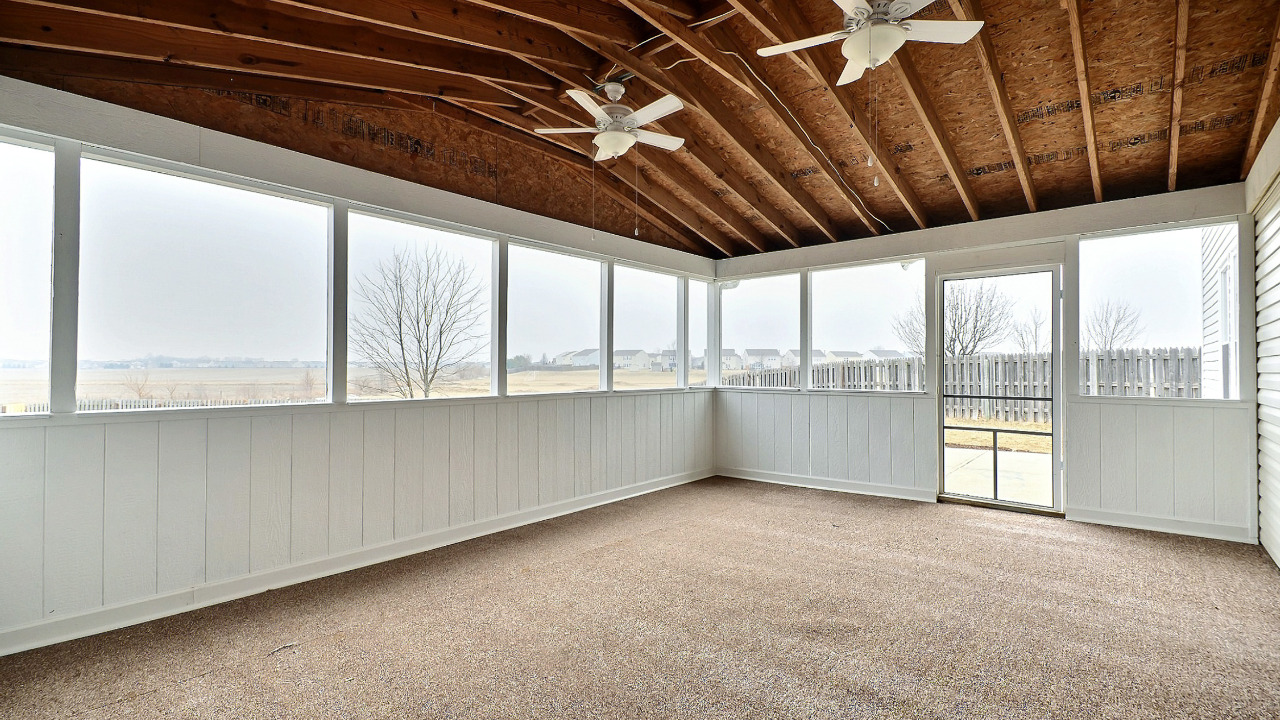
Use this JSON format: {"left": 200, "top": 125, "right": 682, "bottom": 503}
{"left": 1065, "top": 0, "right": 1103, "bottom": 201}
{"left": 457, "top": 101, "right": 740, "bottom": 256}
{"left": 460, "top": 0, "right": 641, "bottom": 46}
{"left": 0, "top": 46, "right": 430, "bottom": 111}
{"left": 949, "top": 0, "right": 1038, "bottom": 212}
{"left": 0, "top": 2, "right": 519, "bottom": 106}
{"left": 888, "top": 50, "right": 980, "bottom": 220}
{"left": 1243, "top": 3, "right": 1280, "bottom": 178}
{"left": 13, "top": 0, "right": 554, "bottom": 90}
{"left": 268, "top": 0, "right": 598, "bottom": 70}
{"left": 729, "top": 0, "right": 926, "bottom": 229}
{"left": 617, "top": 0, "right": 757, "bottom": 97}
{"left": 711, "top": 27, "right": 879, "bottom": 236}
{"left": 575, "top": 31, "right": 834, "bottom": 244}
{"left": 630, "top": 0, "right": 699, "bottom": 22}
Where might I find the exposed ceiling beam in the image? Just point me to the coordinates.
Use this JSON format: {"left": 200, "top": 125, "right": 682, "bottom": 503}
{"left": 1064, "top": 0, "right": 1103, "bottom": 201}
{"left": 948, "top": 0, "right": 1038, "bottom": 212}
{"left": 575, "top": 31, "right": 835, "bottom": 244}
{"left": 269, "top": 0, "right": 598, "bottom": 70}
{"left": 888, "top": 50, "right": 980, "bottom": 221}
{"left": 730, "top": 0, "right": 926, "bottom": 229}
{"left": 1167, "top": 0, "right": 1190, "bottom": 192}
{"left": 639, "top": 3, "right": 738, "bottom": 60}
{"left": 616, "top": 0, "right": 758, "bottom": 97}
{"left": 12, "top": 0, "right": 554, "bottom": 90}
{"left": 0, "top": 2, "right": 519, "bottom": 105}
{"left": 629, "top": 0, "right": 699, "bottom": 22}
{"left": 460, "top": 0, "right": 640, "bottom": 46}
{"left": 0, "top": 46, "right": 430, "bottom": 111}
{"left": 711, "top": 27, "right": 879, "bottom": 236}
{"left": 1243, "top": 4, "right": 1280, "bottom": 178}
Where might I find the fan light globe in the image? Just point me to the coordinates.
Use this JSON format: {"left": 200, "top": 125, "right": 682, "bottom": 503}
{"left": 593, "top": 130, "right": 637, "bottom": 160}
{"left": 843, "top": 22, "right": 908, "bottom": 68}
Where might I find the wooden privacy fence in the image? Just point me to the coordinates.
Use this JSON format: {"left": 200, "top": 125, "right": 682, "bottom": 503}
{"left": 722, "top": 346, "right": 1202, "bottom": 419}
{"left": 1079, "top": 347, "right": 1200, "bottom": 398}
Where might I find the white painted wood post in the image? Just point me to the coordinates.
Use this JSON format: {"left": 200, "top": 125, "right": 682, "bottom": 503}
{"left": 328, "top": 199, "right": 349, "bottom": 404}
{"left": 800, "top": 269, "right": 812, "bottom": 391}
{"left": 677, "top": 275, "right": 689, "bottom": 388}
{"left": 50, "top": 139, "right": 81, "bottom": 415}
{"left": 493, "top": 237, "right": 508, "bottom": 397}
{"left": 601, "top": 261, "right": 613, "bottom": 391}
{"left": 707, "top": 281, "right": 721, "bottom": 387}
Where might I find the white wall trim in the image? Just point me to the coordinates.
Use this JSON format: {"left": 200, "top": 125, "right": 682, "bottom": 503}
{"left": 1065, "top": 507, "right": 1256, "bottom": 544}
{"left": 717, "top": 468, "right": 938, "bottom": 503}
{"left": 0, "top": 468, "right": 714, "bottom": 658}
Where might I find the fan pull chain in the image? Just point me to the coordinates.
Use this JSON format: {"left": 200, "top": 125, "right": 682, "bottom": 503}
{"left": 634, "top": 152, "right": 640, "bottom": 236}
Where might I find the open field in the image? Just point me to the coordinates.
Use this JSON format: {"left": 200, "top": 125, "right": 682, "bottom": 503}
{"left": 943, "top": 417, "right": 1052, "bottom": 454}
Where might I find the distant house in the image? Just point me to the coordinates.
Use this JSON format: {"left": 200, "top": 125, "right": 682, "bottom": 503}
{"left": 720, "top": 349, "right": 744, "bottom": 371}
{"left": 571, "top": 349, "right": 599, "bottom": 367}
{"left": 613, "top": 349, "right": 650, "bottom": 371}
{"left": 553, "top": 350, "right": 577, "bottom": 366}
{"left": 654, "top": 349, "right": 677, "bottom": 372}
{"left": 865, "top": 348, "right": 906, "bottom": 360}
{"left": 783, "top": 349, "right": 827, "bottom": 367}
{"left": 826, "top": 350, "right": 863, "bottom": 363}
{"left": 744, "top": 348, "right": 782, "bottom": 370}
{"left": 690, "top": 354, "right": 706, "bottom": 370}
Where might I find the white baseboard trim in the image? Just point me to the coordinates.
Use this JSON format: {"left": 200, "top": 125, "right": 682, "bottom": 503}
{"left": 1065, "top": 506, "right": 1257, "bottom": 544}
{"left": 716, "top": 468, "right": 937, "bottom": 503}
{"left": 0, "top": 469, "right": 715, "bottom": 658}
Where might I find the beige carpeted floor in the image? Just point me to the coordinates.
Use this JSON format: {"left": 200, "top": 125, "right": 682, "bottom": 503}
{"left": 3, "top": 477, "right": 1280, "bottom": 719}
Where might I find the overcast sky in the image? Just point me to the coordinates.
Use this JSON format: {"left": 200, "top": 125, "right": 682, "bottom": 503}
{"left": 0, "top": 146, "right": 1223, "bottom": 365}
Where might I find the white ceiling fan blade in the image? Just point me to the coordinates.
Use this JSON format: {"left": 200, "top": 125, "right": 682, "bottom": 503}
{"left": 566, "top": 88, "right": 610, "bottom": 123}
{"left": 632, "top": 129, "right": 685, "bottom": 152}
{"left": 534, "top": 127, "right": 597, "bottom": 135}
{"left": 624, "top": 94, "right": 684, "bottom": 128}
{"left": 832, "top": 0, "right": 872, "bottom": 18}
{"left": 758, "top": 32, "right": 847, "bottom": 58}
{"left": 886, "top": 0, "right": 934, "bottom": 20}
{"left": 836, "top": 57, "right": 869, "bottom": 86}
{"left": 902, "top": 20, "right": 984, "bottom": 44}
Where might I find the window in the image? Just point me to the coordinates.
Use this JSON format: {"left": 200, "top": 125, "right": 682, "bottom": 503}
{"left": 0, "top": 140, "right": 55, "bottom": 414}
{"left": 612, "top": 266, "right": 676, "bottom": 390}
{"left": 1078, "top": 222, "right": 1239, "bottom": 399}
{"left": 720, "top": 273, "right": 799, "bottom": 388}
{"left": 810, "top": 259, "right": 926, "bottom": 392}
{"left": 507, "top": 245, "right": 601, "bottom": 394}
{"left": 347, "top": 212, "right": 492, "bottom": 400}
{"left": 689, "top": 279, "right": 709, "bottom": 387}
{"left": 77, "top": 158, "right": 329, "bottom": 409}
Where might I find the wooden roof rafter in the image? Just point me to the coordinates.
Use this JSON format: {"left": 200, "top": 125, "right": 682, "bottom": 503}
{"left": 727, "top": 0, "right": 927, "bottom": 230}
{"left": 616, "top": 0, "right": 757, "bottom": 97}
{"left": 1244, "top": 3, "right": 1280, "bottom": 178}
{"left": 947, "top": 0, "right": 1038, "bottom": 212}
{"left": 1167, "top": 0, "right": 1191, "bottom": 192}
{"left": 1064, "top": 0, "right": 1103, "bottom": 202}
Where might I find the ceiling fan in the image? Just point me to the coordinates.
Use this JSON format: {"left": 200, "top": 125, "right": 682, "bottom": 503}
{"left": 535, "top": 82, "right": 686, "bottom": 162}
{"left": 757, "top": 0, "right": 984, "bottom": 86}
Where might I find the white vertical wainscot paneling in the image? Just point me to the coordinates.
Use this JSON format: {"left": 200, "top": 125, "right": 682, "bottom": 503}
{"left": 3, "top": 391, "right": 713, "bottom": 656}
{"left": 447, "top": 405, "right": 474, "bottom": 526}
{"left": 361, "top": 409, "right": 396, "bottom": 545}
{"left": 250, "top": 415, "right": 292, "bottom": 572}
{"left": 393, "top": 407, "right": 424, "bottom": 537}
{"left": 1066, "top": 400, "right": 1256, "bottom": 542}
{"left": 290, "top": 413, "right": 330, "bottom": 564}
{"left": 328, "top": 411, "right": 364, "bottom": 555}
{"left": 157, "top": 419, "right": 206, "bottom": 593}
{"left": 0, "top": 427, "right": 45, "bottom": 628}
{"left": 44, "top": 425, "right": 105, "bottom": 617}
{"left": 103, "top": 422, "right": 159, "bottom": 606}
{"left": 715, "top": 391, "right": 934, "bottom": 502}
{"left": 206, "top": 417, "right": 251, "bottom": 582}
{"left": 473, "top": 403, "right": 498, "bottom": 521}
{"left": 423, "top": 405, "right": 449, "bottom": 531}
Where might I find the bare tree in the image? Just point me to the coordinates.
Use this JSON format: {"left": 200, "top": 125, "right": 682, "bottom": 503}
{"left": 893, "top": 282, "right": 1015, "bottom": 357}
{"left": 1013, "top": 308, "right": 1049, "bottom": 354}
{"left": 121, "top": 370, "right": 151, "bottom": 400}
{"left": 1083, "top": 299, "right": 1143, "bottom": 351}
{"left": 349, "top": 246, "right": 487, "bottom": 398}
